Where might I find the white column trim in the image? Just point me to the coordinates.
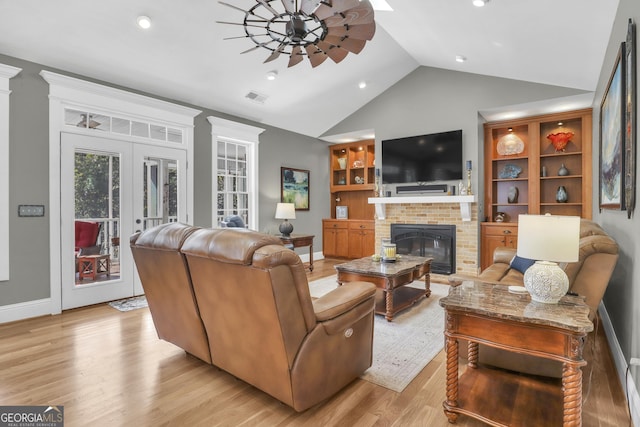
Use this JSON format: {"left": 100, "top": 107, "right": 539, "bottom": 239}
{"left": 208, "top": 117, "right": 264, "bottom": 230}
{"left": 0, "top": 63, "right": 22, "bottom": 282}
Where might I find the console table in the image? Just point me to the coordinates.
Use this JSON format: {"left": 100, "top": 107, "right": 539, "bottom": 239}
{"left": 439, "top": 281, "right": 593, "bottom": 426}
{"left": 279, "top": 234, "right": 314, "bottom": 272}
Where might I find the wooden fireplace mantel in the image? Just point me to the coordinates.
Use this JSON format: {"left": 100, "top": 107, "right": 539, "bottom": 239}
{"left": 368, "top": 195, "right": 477, "bottom": 222}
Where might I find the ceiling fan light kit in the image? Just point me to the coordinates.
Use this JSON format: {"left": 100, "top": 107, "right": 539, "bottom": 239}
{"left": 218, "top": 0, "right": 376, "bottom": 68}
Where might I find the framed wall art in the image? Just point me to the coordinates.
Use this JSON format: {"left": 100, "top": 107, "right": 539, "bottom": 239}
{"left": 625, "top": 18, "right": 636, "bottom": 218}
{"left": 281, "top": 167, "right": 309, "bottom": 210}
{"left": 600, "top": 42, "right": 626, "bottom": 211}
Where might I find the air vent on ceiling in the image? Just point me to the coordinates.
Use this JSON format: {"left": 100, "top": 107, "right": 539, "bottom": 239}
{"left": 245, "top": 90, "right": 268, "bottom": 104}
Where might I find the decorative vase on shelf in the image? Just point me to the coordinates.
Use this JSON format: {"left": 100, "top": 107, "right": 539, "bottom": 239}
{"left": 556, "top": 186, "right": 568, "bottom": 203}
{"left": 337, "top": 157, "right": 347, "bottom": 170}
{"left": 558, "top": 163, "right": 569, "bottom": 176}
{"left": 507, "top": 186, "right": 519, "bottom": 203}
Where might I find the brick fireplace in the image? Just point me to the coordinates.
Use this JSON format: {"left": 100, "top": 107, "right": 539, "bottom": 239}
{"left": 372, "top": 200, "right": 479, "bottom": 281}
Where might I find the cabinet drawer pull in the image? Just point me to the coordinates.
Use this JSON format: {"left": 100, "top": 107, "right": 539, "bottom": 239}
{"left": 503, "top": 230, "right": 511, "bottom": 234}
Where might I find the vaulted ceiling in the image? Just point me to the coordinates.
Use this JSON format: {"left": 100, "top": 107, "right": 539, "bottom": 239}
{"left": 0, "top": 0, "right": 619, "bottom": 138}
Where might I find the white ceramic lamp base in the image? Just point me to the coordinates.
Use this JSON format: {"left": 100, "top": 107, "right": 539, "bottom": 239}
{"left": 523, "top": 260, "right": 569, "bottom": 304}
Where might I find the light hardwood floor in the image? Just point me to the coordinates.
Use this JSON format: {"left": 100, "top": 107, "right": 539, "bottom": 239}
{"left": 0, "top": 259, "right": 631, "bottom": 426}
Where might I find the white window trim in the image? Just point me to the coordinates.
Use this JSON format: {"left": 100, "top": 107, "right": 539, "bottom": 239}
{"left": 41, "top": 70, "right": 201, "bottom": 314}
{"left": 208, "top": 117, "right": 263, "bottom": 231}
{"left": 0, "top": 64, "right": 21, "bottom": 282}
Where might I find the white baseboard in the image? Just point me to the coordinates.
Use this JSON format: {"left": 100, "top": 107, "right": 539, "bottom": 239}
{"left": 298, "top": 251, "right": 324, "bottom": 264}
{"left": 599, "top": 302, "right": 640, "bottom": 426}
{"left": 0, "top": 298, "right": 54, "bottom": 324}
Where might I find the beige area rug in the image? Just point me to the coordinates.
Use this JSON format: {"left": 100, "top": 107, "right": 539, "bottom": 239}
{"left": 308, "top": 276, "right": 449, "bottom": 392}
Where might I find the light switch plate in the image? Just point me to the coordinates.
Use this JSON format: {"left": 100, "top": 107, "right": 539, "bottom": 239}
{"left": 18, "top": 205, "right": 45, "bottom": 217}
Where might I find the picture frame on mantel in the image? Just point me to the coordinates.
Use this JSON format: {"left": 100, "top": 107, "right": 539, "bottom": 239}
{"left": 281, "top": 167, "right": 310, "bottom": 210}
{"left": 600, "top": 42, "right": 626, "bottom": 211}
{"left": 625, "top": 18, "right": 636, "bottom": 218}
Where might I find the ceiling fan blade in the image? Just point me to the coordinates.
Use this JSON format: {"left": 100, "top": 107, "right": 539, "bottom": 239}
{"left": 316, "top": 40, "right": 349, "bottom": 63}
{"left": 324, "top": 2, "right": 374, "bottom": 27}
{"left": 217, "top": 21, "right": 269, "bottom": 30}
{"left": 327, "top": 22, "right": 376, "bottom": 40}
{"left": 288, "top": 45, "right": 304, "bottom": 67}
{"left": 305, "top": 44, "right": 328, "bottom": 67}
{"left": 313, "top": 0, "right": 360, "bottom": 20}
{"left": 257, "top": 0, "right": 281, "bottom": 16}
{"left": 264, "top": 43, "right": 286, "bottom": 63}
{"left": 241, "top": 41, "right": 274, "bottom": 54}
{"left": 323, "top": 35, "right": 366, "bottom": 54}
{"left": 219, "top": 1, "right": 249, "bottom": 14}
{"left": 300, "top": 0, "right": 321, "bottom": 15}
{"left": 280, "top": 0, "right": 296, "bottom": 13}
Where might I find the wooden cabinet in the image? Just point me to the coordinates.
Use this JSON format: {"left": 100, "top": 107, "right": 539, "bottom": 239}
{"left": 324, "top": 140, "right": 376, "bottom": 259}
{"left": 329, "top": 140, "right": 376, "bottom": 192}
{"left": 322, "top": 219, "right": 349, "bottom": 258}
{"left": 323, "top": 219, "right": 375, "bottom": 259}
{"left": 481, "top": 108, "right": 592, "bottom": 270}
{"left": 480, "top": 223, "right": 518, "bottom": 270}
{"left": 348, "top": 221, "right": 375, "bottom": 258}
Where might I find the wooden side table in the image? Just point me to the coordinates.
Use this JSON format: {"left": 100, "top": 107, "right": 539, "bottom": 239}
{"left": 78, "top": 254, "right": 111, "bottom": 281}
{"left": 439, "top": 281, "right": 594, "bottom": 426}
{"left": 279, "top": 234, "right": 314, "bottom": 271}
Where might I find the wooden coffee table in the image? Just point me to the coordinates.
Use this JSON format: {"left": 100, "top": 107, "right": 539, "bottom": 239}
{"left": 334, "top": 255, "right": 432, "bottom": 321}
{"left": 439, "top": 281, "right": 594, "bottom": 426}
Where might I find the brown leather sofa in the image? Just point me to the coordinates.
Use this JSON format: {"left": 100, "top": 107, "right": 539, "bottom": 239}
{"left": 451, "top": 218, "right": 619, "bottom": 377}
{"left": 130, "top": 223, "right": 377, "bottom": 412}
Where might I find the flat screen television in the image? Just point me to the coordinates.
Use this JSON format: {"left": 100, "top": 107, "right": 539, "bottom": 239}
{"left": 382, "top": 130, "right": 463, "bottom": 184}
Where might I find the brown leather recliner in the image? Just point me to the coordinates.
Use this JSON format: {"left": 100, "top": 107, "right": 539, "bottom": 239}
{"left": 130, "top": 223, "right": 212, "bottom": 364}
{"left": 131, "top": 224, "right": 377, "bottom": 412}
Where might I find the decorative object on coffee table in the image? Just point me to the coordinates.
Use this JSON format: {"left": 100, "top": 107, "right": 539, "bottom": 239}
{"left": 507, "top": 186, "right": 519, "bottom": 203}
{"left": 516, "top": 214, "right": 580, "bottom": 304}
{"left": 546, "top": 131, "right": 574, "bottom": 152}
{"left": 556, "top": 185, "right": 568, "bottom": 203}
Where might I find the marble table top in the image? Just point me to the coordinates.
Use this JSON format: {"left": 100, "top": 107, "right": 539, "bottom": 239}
{"left": 439, "top": 280, "right": 594, "bottom": 333}
{"left": 334, "top": 255, "right": 432, "bottom": 277}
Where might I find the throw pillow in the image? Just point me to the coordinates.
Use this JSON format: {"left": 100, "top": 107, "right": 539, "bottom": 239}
{"left": 510, "top": 255, "right": 536, "bottom": 274}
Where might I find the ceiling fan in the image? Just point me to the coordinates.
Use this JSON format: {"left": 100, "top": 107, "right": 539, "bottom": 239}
{"left": 218, "top": 0, "right": 376, "bottom": 68}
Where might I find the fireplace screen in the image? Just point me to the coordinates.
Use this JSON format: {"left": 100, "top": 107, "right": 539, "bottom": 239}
{"left": 391, "top": 224, "right": 456, "bottom": 274}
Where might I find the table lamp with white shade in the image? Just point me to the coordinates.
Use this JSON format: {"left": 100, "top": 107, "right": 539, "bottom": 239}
{"left": 516, "top": 214, "right": 580, "bottom": 304}
{"left": 275, "top": 202, "right": 296, "bottom": 237}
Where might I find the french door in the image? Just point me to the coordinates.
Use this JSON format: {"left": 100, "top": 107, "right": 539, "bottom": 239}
{"left": 60, "top": 133, "right": 187, "bottom": 309}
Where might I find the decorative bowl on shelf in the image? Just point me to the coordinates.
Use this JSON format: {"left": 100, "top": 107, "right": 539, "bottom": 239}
{"left": 546, "top": 131, "right": 574, "bottom": 152}
{"left": 496, "top": 134, "right": 525, "bottom": 156}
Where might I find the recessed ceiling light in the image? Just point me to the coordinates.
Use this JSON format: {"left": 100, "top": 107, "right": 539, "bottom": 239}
{"left": 137, "top": 15, "right": 152, "bottom": 29}
{"left": 358, "top": 81, "right": 367, "bottom": 89}
{"left": 473, "top": 0, "right": 489, "bottom": 7}
{"left": 456, "top": 55, "right": 467, "bottom": 63}
{"left": 266, "top": 70, "right": 278, "bottom": 81}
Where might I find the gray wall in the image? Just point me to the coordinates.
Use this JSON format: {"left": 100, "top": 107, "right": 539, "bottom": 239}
{"left": 323, "top": 66, "right": 589, "bottom": 223}
{"left": 592, "top": 0, "right": 640, "bottom": 397}
{"left": 0, "top": 53, "right": 329, "bottom": 306}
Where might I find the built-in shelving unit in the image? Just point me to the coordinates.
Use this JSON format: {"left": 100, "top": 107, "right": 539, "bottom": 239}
{"left": 481, "top": 108, "right": 592, "bottom": 269}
